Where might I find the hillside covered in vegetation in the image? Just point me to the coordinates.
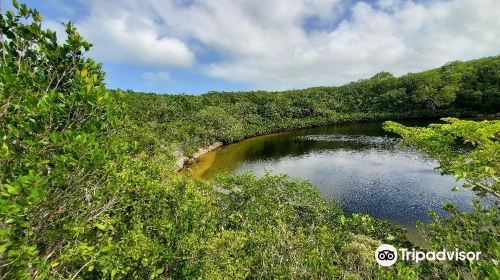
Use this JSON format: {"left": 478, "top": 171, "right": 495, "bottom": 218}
{"left": 125, "top": 55, "right": 499, "bottom": 166}
{"left": 1, "top": 3, "right": 499, "bottom": 279}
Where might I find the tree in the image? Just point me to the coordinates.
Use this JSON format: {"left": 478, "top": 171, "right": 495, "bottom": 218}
{"left": 384, "top": 118, "right": 500, "bottom": 279}
{"left": 384, "top": 118, "right": 500, "bottom": 199}
{"left": 1, "top": 2, "right": 121, "bottom": 277}
{"left": 412, "top": 71, "right": 458, "bottom": 110}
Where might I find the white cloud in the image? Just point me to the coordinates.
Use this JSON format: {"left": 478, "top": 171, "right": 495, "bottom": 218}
{"left": 197, "top": 0, "right": 500, "bottom": 89}
{"left": 76, "top": 0, "right": 194, "bottom": 68}
{"left": 73, "top": 0, "right": 500, "bottom": 89}
{"left": 142, "top": 71, "right": 171, "bottom": 82}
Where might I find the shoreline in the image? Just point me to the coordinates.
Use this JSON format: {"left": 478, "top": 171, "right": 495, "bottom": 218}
{"left": 176, "top": 141, "right": 223, "bottom": 171}
{"left": 179, "top": 111, "right": 458, "bottom": 171}
{"left": 178, "top": 111, "right": 498, "bottom": 172}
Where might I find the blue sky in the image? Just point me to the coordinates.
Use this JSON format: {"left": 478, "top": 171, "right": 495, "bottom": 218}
{"left": 2, "top": 0, "right": 499, "bottom": 94}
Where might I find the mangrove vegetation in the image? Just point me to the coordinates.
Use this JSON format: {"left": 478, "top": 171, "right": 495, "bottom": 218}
{"left": 1, "top": 2, "right": 499, "bottom": 279}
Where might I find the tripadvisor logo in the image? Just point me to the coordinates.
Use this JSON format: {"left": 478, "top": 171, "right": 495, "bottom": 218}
{"left": 375, "top": 244, "right": 398, "bottom": 266}
{"left": 375, "top": 244, "right": 481, "bottom": 267}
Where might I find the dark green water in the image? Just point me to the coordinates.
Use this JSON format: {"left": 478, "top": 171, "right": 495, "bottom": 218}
{"left": 191, "top": 120, "right": 478, "bottom": 229}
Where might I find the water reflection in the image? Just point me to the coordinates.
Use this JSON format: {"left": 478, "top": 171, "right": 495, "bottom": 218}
{"left": 191, "top": 120, "right": 478, "bottom": 227}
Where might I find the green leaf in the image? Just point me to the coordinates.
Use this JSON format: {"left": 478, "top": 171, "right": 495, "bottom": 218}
{"left": 5, "top": 11, "right": 14, "bottom": 19}
{"left": 1, "top": 143, "right": 8, "bottom": 157}
{"left": 30, "top": 188, "right": 43, "bottom": 200}
{"left": 7, "top": 124, "right": 20, "bottom": 138}
{"left": 49, "top": 132, "right": 60, "bottom": 143}
{"left": 81, "top": 68, "right": 88, "bottom": 78}
{"left": 6, "top": 184, "right": 19, "bottom": 195}
{"left": 0, "top": 242, "right": 11, "bottom": 253}
{"left": 95, "top": 223, "right": 106, "bottom": 230}
{"left": 155, "top": 268, "right": 164, "bottom": 274}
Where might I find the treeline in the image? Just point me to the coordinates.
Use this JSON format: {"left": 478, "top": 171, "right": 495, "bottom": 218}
{"left": 125, "top": 56, "right": 499, "bottom": 158}
{"left": 1, "top": 2, "right": 498, "bottom": 279}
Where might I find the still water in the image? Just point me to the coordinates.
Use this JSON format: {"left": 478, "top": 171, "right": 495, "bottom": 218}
{"left": 190, "top": 120, "right": 478, "bottom": 228}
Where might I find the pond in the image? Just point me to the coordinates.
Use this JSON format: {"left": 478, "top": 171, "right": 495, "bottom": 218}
{"left": 189, "top": 120, "right": 479, "bottom": 243}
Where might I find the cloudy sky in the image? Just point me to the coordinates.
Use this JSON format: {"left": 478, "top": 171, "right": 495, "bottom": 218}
{"left": 3, "top": 0, "right": 500, "bottom": 94}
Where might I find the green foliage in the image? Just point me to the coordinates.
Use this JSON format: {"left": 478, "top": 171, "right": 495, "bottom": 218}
{"left": 412, "top": 70, "right": 459, "bottom": 110}
{"left": 417, "top": 202, "right": 500, "bottom": 279}
{"left": 195, "top": 173, "right": 410, "bottom": 279}
{"left": 2, "top": 1, "right": 499, "bottom": 279}
{"left": 125, "top": 56, "right": 499, "bottom": 160}
{"left": 0, "top": 3, "right": 122, "bottom": 278}
{"left": 384, "top": 119, "right": 500, "bottom": 279}
{"left": 384, "top": 118, "right": 500, "bottom": 198}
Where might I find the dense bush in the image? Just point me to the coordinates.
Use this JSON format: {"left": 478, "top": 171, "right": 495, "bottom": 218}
{"left": 1, "top": 2, "right": 498, "bottom": 279}
{"left": 384, "top": 119, "right": 500, "bottom": 279}
{"left": 195, "top": 173, "right": 412, "bottom": 279}
{"left": 124, "top": 56, "right": 499, "bottom": 160}
{"left": 0, "top": 3, "right": 122, "bottom": 277}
